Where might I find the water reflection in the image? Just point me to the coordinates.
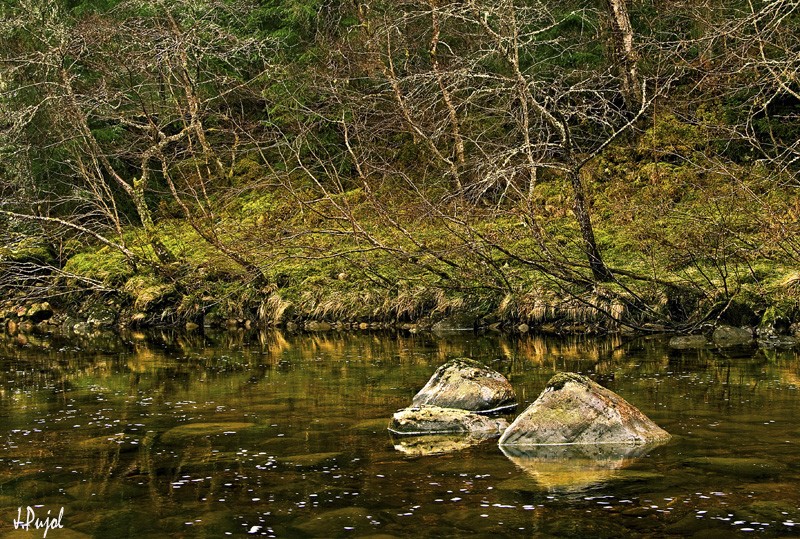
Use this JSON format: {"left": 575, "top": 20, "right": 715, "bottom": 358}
{"left": 1, "top": 328, "right": 800, "bottom": 536}
{"left": 391, "top": 433, "right": 497, "bottom": 456}
{"left": 500, "top": 442, "right": 669, "bottom": 493}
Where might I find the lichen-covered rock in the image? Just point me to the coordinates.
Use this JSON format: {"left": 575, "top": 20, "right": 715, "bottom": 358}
{"left": 388, "top": 405, "right": 508, "bottom": 436}
{"left": 412, "top": 358, "right": 516, "bottom": 413}
{"left": 499, "top": 372, "right": 670, "bottom": 447}
{"left": 712, "top": 325, "right": 753, "bottom": 347}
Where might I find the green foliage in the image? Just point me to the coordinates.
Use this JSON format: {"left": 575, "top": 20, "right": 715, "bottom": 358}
{"left": 0, "top": 238, "right": 54, "bottom": 265}
{"left": 64, "top": 248, "right": 133, "bottom": 286}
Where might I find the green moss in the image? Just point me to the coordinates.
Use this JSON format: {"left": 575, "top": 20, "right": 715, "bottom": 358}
{"left": 546, "top": 372, "right": 588, "bottom": 391}
{"left": 637, "top": 113, "right": 706, "bottom": 158}
{"left": 63, "top": 248, "right": 133, "bottom": 286}
{"left": 0, "top": 238, "right": 54, "bottom": 264}
{"left": 230, "top": 157, "right": 266, "bottom": 185}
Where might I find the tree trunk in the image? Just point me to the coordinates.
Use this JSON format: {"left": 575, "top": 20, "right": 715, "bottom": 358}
{"left": 131, "top": 178, "right": 177, "bottom": 265}
{"left": 605, "top": 0, "right": 641, "bottom": 109}
{"left": 569, "top": 171, "right": 612, "bottom": 282}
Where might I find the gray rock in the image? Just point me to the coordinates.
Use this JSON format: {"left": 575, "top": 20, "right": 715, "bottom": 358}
{"left": 668, "top": 335, "right": 708, "bottom": 349}
{"left": 712, "top": 325, "right": 753, "bottom": 347}
{"left": 388, "top": 405, "right": 508, "bottom": 436}
{"left": 499, "top": 372, "right": 670, "bottom": 446}
{"left": 411, "top": 357, "right": 517, "bottom": 413}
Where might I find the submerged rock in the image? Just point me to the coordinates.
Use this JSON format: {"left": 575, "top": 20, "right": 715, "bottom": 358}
{"left": 388, "top": 405, "right": 508, "bottom": 436}
{"left": 682, "top": 457, "right": 787, "bottom": 479}
{"left": 499, "top": 372, "right": 670, "bottom": 446}
{"left": 160, "top": 422, "right": 257, "bottom": 445}
{"left": 281, "top": 452, "right": 341, "bottom": 467}
{"left": 411, "top": 357, "right": 516, "bottom": 413}
{"left": 712, "top": 325, "right": 753, "bottom": 347}
{"left": 668, "top": 335, "right": 708, "bottom": 349}
{"left": 293, "top": 507, "right": 371, "bottom": 536}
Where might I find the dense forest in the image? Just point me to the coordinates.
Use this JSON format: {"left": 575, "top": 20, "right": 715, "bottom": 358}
{"left": 1, "top": 0, "right": 799, "bottom": 334}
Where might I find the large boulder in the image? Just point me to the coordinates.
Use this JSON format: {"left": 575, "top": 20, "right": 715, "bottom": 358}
{"left": 412, "top": 358, "right": 516, "bottom": 413}
{"left": 499, "top": 372, "right": 670, "bottom": 447}
{"left": 388, "top": 405, "right": 508, "bottom": 436}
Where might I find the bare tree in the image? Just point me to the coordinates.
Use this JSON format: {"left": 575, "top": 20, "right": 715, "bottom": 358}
{"left": 340, "top": 0, "right": 666, "bottom": 282}
{"left": 0, "top": 0, "right": 275, "bottom": 281}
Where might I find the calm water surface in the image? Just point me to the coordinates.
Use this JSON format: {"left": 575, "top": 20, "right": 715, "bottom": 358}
{"left": 1, "top": 329, "right": 800, "bottom": 537}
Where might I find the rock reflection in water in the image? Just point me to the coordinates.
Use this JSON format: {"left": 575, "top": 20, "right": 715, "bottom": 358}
{"left": 500, "top": 442, "right": 668, "bottom": 493}
{"left": 392, "top": 432, "right": 497, "bottom": 456}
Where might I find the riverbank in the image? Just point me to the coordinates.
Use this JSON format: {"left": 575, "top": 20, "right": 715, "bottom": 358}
{"left": 2, "top": 292, "right": 800, "bottom": 350}
{"left": 3, "top": 119, "right": 800, "bottom": 335}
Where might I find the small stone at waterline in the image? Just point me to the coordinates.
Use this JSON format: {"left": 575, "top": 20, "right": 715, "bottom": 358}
{"left": 389, "top": 405, "right": 508, "bottom": 436}
{"left": 668, "top": 335, "right": 708, "bottom": 349}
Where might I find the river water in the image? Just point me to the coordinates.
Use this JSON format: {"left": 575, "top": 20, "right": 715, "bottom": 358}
{"left": 0, "top": 329, "right": 799, "bottom": 537}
